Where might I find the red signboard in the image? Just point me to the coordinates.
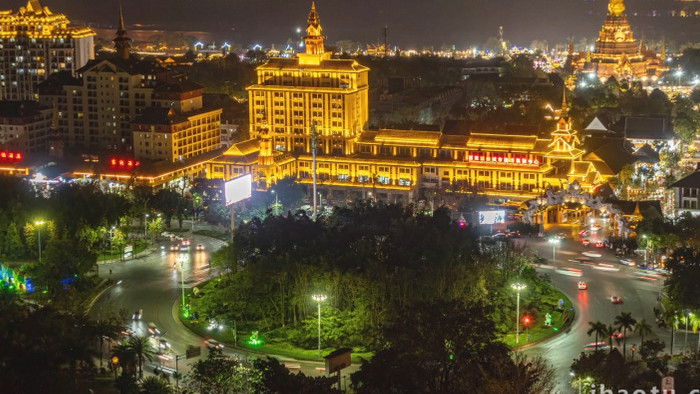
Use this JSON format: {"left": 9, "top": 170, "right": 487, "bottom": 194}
{"left": 109, "top": 158, "right": 140, "bottom": 170}
{"left": 0, "top": 151, "right": 22, "bottom": 162}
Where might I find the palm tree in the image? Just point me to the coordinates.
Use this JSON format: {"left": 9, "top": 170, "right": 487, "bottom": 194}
{"left": 634, "top": 319, "right": 654, "bottom": 355}
{"left": 605, "top": 324, "right": 616, "bottom": 353}
{"left": 689, "top": 312, "right": 700, "bottom": 353}
{"left": 587, "top": 321, "right": 607, "bottom": 351}
{"left": 91, "top": 318, "right": 124, "bottom": 369}
{"left": 128, "top": 336, "right": 156, "bottom": 379}
{"left": 662, "top": 307, "right": 680, "bottom": 355}
{"left": 111, "top": 342, "right": 137, "bottom": 377}
{"left": 140, "top": 376, "right": 172, "bottom": 394}
{"left": 615, "top": 311, "right": 637, "bottom": 359}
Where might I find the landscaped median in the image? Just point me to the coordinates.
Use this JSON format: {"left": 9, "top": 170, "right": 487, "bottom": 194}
{"left": 505, "top": 286, "right": 575, "bottom": 349}
{"left": 178, "top": 276, "right": 572, "bottom": 362}
{"left": 178, "top": 280, "right": 373, "bottom": 363}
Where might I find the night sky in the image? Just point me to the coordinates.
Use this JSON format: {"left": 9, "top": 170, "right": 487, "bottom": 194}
{"left": 6, "top": 0, "right": 697, "bottom": 49}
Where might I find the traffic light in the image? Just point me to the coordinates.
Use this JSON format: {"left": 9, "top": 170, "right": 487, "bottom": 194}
{"left": 522, "top": 315, "right": 532, "bottom": 327}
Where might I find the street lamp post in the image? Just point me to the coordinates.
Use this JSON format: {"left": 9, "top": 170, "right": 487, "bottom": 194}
{"left": 685, "top": 312, "right": 693, "bottom": 354}
{"left": 676, "top": 69, "right": 683, "bottom": 91}
{"left": 144, "top": 213, "right": 149, "bottom": 240}
{"left": 110, "top": 226, "right": 116, "bottom": 255}
{"left": 35, "top": 220, "right": 45, "bottom": 262}
{"left": 511, "top": 283, "right": 527, "bottom": 344}
{"left": 312, "top": 294, "right": 326, "bottom": 357}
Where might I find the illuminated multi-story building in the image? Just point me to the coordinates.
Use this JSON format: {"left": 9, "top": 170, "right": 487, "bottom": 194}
{"left": 578, "top": 0, "right": 666, "bottom": 80}
{"left": 0, "top": 0, "right": 95, "bottom": 100}
{"left": 38, "top": 10, "right": 222, "bottom": 159}
{"left": 207, "top": 3, "right": 619, "bottom": 204}
{"left": 0, "top": 100, "right": 51, "bottom": 153}
{"left": 132, "top": 74, "right": 222, "bottom": 163}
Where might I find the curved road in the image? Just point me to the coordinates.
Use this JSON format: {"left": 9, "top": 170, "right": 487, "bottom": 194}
{"left": 519, "top": 219, "right": 673, "bottom": 393}
{"left": 90, "top": 219, "right": 686, "bottom": 393}
{"left": 89, "top": 230, "right": 339, "bottom": 379}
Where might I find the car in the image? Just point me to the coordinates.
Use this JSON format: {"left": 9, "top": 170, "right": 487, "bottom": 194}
{"left": 169, "top": 244, "right": 179, "bottom": 252}
{"left": 584, "top": 341, "right": 609, "bottom": 351}
{"left": 132, "top": 309, "right": 143, "bottom": 320}
{"left": 579, "top": 230, "right": 590, "bottom": 237}
{"left": 148, "top": 322, "right": 161, "bottom": 336}
{"left": 620, "top": 259, "right": 636, "bottom": 266}
{"left": 180, "top": 245, "right": 189, "bottom": 252}
{"left": 205, "top": 339, "right": 224, "bottom": 350}
{"left": 554, "top": 233, "right": 567, "bottom": 240}
{"left": 577, "top": 281, "right": 588, "bottom": 290}
{"left": 181, "top": 239, "right": 191, "bottom": 246}
{"left": 158, "top": 339, "right": 170, "bottom": 350}
{"left": 582, "top": 251, "right": 602, "bottom": 258}
{"left": 196, "top": 244, "right": 205, "bottom": 251}
{"left": 591, "top": 224, "right": 601, "bottom": 231}
{"left": 491, "top": 232, "right": 506, "bottom": 239}
{"left": 582, "top": 239, "right": 590, "bottom": 246}
{"left": 611, "top": 331, "right": 623, "bottom": 339}
{"left": 594, "top": 241, "right": 605, "bottom": 248}
{"left": 611, "top": 296, "right": 623, "bottom": 304}
{"left": 506, "top": 231, "right": 521, "bottom": 238}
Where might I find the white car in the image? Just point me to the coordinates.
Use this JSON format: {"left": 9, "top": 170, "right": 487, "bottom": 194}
{"left": 591, "top": 224, "right": 601, "bottom": 232}
{"left": 205, "top": 339, "right": 224, "bottom": 350}
{"left": 582, "top": 251, "right": 602, "bottom": 258}
{"left": 620, "top": 259, "right": 636, "bottom": 266}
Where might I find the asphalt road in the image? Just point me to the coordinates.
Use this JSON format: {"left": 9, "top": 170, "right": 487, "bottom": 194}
{"left": 89, "top": 218, "right": 688, "bottom": 393}
{"left": 518, "top": 218, "right": 679, "bottom": 393}
{"left": 88, "top": 229, "right": 345, "bottom": 381}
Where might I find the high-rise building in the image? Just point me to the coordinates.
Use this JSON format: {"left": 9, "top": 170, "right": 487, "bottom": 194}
{"left": 0, "top": 0, "right": 95, "bottom": 100}
{"left": 38, "top": 9, "right": 222, "bottom": 160}
{"left": 579, "top": 0, "right": 666, "bottom": 80}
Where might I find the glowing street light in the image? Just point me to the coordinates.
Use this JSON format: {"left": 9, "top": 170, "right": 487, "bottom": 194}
{"left": 312, "top": 294, "right": 327, "bottom": 357}
{"left": 35, "top": 220, "right": 45, "bottom": 262}
{"left": 548, "top": 238, "right": 560, "bottom": 263}
{"left": 511, "top": 283, "right": 527, "bottom": 344}
{"left": 676, "top": 68, "right": 683, "bottom": 90}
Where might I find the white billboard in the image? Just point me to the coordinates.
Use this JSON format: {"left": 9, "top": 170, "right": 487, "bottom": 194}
{"left": 479, "top": 210, "right": 505, "bottom": 225}
{"left": 225, "top": 174, "right": 252, "bottom": 206}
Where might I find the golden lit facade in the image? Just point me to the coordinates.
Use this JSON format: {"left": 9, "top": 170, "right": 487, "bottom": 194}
{"left": 208, "top": 3, "right": 612, "bottom": 203}
{"left": 581, "top": 0, "right": 665, "bottom": 80}
{"left": 0, "top": 0, "right": 95, "bottom": 100}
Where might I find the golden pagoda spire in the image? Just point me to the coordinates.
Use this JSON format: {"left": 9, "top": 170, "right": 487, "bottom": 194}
{"left": 561, "top": 86, "right": 569, "bottom": 118}
{"left": 661, "top": 36, "right": 666, "bottom": 59}
{"left": 639, "top": 37, "right": 646, "bottom": 52}
{"left": 608, "top": 0, "right": 625, "bottom": 17}
{"left": 568, "top": 36, "right": 574, "bottom": 56}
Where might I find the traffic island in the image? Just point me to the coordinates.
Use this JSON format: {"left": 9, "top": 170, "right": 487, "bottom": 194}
{"left": 506, "top": 286, "right": 575, "bottom": 350}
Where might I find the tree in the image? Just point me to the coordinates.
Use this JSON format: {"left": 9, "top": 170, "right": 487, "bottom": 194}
{"left": 3, "top": 222, "right": 24, "bottom": 259}
{"left": 92, "top": 317, "right": 124, "bottom": 370}
{"left": 587, "top": 321, "right": 608, "bottom": 351}
{"left": 252, "top": 357, "right": 339, "bottom": 393}
{"left": 662, "top": 307, "right": 680, "bottom": 355}
{"left": 127, "top": 336, "right": 156, "bottom": 379}
{"left": 614, "top": 312, "right": 637, "bottom": 359}
{"left": 184, "top": 351, "right": 259, "bottom": 393}
{"left": 634, "top": 319, "right": 654, "bottom": 354}
{"left": 351, "top": 301, "right": 554, "bottom": 393}
{"left": 666, "top": 247, "right": 700, "bottom": 310}
{"left": 140, "top": 376, "right": 172, "bottom": 394}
